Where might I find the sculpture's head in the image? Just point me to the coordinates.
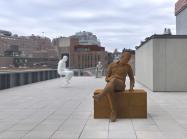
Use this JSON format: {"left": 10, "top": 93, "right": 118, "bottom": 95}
{"left": 98, "top": 61, "right": 101, "bottom": 65}
{"left": 62, "top": 56, "right": 68, "bottom": 62}
{"left": 120, "top": 52, "right": 131, "bottom": 64}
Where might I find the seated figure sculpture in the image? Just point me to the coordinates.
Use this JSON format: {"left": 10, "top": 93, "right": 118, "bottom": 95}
{"left": 57, "top": 56, "right": 73, "bottom": 85}
{"left": 93, "top": 52, "right": 135, "bottom": 122}
{"left": 95, "top": 61, "right": 103, "bottom": 78}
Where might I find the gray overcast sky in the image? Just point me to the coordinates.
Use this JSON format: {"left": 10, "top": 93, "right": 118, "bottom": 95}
{"left": 0, "top": 0, "right": 177, "bottom": 51}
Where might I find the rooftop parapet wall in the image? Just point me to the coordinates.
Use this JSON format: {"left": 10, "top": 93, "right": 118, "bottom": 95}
{"left": 135, "top": 34, "right": 187, "bottom": 50}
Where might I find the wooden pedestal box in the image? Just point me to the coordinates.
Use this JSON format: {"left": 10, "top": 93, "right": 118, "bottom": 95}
{"left": 94, "top": 89, "right": 147, "bottom": 118}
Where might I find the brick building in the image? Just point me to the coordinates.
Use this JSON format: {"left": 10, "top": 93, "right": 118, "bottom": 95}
{"left": 0, "top": 30, "right": 58, "bottom": 68}
{"left": 53, "top": 36, "right": 108, "bottom": 69}
{"left": 175, "top": 0, "right": 187, "bottom": 34}
{"left": 0, "top": 34, "right": 57, "bottom": 58}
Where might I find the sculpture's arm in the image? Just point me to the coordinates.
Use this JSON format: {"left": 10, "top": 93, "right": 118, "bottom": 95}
{"left": 105, "top": 64, "right": 112, "bottom": 82}
{"left": 127, "top": 65, "right": 135, "bottom": 91}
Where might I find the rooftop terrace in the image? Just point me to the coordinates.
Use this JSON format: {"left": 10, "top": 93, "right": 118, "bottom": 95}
{"left": 0, "top": 77, "right": 187, "bottom": 139}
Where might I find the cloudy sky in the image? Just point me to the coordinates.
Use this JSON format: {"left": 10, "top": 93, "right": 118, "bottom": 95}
{"left": 0, "top": 0, "right": 177, "bottom": 51}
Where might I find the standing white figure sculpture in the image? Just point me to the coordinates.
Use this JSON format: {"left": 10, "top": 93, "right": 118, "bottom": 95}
{"left": 96, "top": 61, "right": 103, "bottom": 78}
{"left": 57, "top": 56, "right": 73, "bottom": 85}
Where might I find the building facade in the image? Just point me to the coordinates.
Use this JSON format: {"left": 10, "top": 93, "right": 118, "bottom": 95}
{"left": 135, "top": 1, "right": 187, "bottom": 92}
{"left": 0, "top": 30, "right": 58, "bottom": 68}
{"left": 0, "top": 34, "right": 57, "bottom": 58}
{"left": 136, "top": 35, "right": 187, "bottom": 92}
{"left": 53, "top": 36, "right": 108, "bottom": 69}
{"left": 71, "top": 31, "right": 101, "bottom": 46}
{"left": 175, "top": 0, "right": 187, "bottom": 35}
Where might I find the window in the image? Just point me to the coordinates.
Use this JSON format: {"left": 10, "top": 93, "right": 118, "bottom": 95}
{"left": 82, "top": 55, "right": 84, "bottom": 68}
{"left": 90, "top": 55, "right": 92, "bottom": 67}
{"left": 88, "top": 55, "right": 90, "bottom": 67}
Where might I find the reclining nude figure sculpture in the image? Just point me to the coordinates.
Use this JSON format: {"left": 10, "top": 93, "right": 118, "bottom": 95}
{"left": 93, "top": 52, "right": 135, "bottom": 122}
{"left": 57, "top": 56, "right": 73, "bottom": 85}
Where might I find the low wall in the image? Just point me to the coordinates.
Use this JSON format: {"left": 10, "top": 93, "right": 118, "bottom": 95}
{"left": 0, "top": 69, "right": 58, "bottom": 90}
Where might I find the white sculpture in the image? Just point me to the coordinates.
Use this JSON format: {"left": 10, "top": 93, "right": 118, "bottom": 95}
{"left": 57, "top": 56, "right": 73, "bottom": 85}
{"left": 96, "top": 61, "right": 103, "bottom": 78}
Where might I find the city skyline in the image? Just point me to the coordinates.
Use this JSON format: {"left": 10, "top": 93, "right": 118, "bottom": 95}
{"left": 0, "top": 0, "right": 177, "bottom": 51}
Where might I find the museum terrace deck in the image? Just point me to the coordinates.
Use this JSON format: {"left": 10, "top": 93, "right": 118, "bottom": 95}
{"left": 0, "top": 77, "right": 187, "bottom": 139}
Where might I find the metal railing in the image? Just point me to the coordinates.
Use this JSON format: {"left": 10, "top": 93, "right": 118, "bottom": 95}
{"left": 0, "top": 67, "right": 106, "bottom": 90}
{"left": 73, "top": 67, "right": 106, "bottom": 76}
{"left": 0, "top": 69, "right": 58, "bottom": 90}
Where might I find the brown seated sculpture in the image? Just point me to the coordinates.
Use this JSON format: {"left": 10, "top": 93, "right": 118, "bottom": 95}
{"left": 93, "top": 52, "right": 138, "bottom": 122}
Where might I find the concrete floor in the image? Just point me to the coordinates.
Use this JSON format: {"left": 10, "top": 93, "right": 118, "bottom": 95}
{"left": 0, "top": 77, "right": 187, "bottom": 139}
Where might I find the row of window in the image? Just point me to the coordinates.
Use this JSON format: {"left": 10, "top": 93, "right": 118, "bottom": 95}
{"left": 77, "top": 54, "right": 100, "bottom": 68}
{"left": 75, "top": 48, "right": 90, "bottom": 52}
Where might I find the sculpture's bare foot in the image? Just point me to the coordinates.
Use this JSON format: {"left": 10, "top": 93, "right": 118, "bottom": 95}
{"left": 110, "top": 111, "right": 117, "bottom": 122}
{"left": 93, "top": 94, "right": 102, "bottom": 102}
